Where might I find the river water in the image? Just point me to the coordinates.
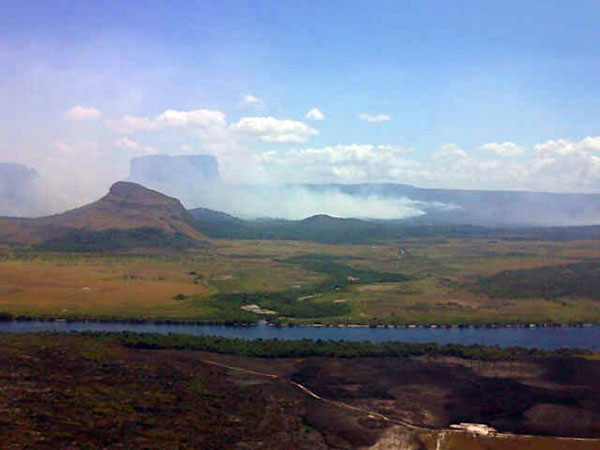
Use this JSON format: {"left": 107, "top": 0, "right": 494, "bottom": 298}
{"left": 0, "top": 320, "right": 598, "bottom": 351}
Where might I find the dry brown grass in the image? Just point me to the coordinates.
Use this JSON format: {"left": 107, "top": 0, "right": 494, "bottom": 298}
{"left": 0, "top": 257, "right": 208, "bottom": 317}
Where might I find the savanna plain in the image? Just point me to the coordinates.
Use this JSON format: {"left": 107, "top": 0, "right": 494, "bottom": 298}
{"left": 1, "top": 236, "right": 598, "bottom": 325}
{"left": 1, "top": 236, "right": 599, "bottom": 449}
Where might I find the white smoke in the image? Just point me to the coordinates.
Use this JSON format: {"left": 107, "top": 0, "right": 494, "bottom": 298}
{"left": 187, "top": 185, "right": 426, "bottom": 220}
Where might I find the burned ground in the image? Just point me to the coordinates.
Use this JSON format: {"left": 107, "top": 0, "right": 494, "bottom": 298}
{"left": 0, "top": 334, "right": 325, "bottom": 449}
{"left": 291, "top": 356, "right": 600, "bottom": 438}
{"left": 0, "top": 334, "right": 598, "bottom": 449}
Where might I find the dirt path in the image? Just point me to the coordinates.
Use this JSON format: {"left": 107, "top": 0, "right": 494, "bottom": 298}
{"left": 199, "top": 357, "right": 600, "bottom": 444}
{"left": 201, "top": 358, "right": 435, "bottom": 431}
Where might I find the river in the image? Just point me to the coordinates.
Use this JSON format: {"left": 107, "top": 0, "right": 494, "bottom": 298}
{"left": 0, "top": 320, "right": 598, "bottom": 351}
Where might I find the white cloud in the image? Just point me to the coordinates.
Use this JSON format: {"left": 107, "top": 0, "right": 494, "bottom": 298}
{"left": 105, "top": 108, "right": 298, "bottom": 183}
{"left": 107, "top": 109, "right": 226, "bottom": 134}
{"left": 258, "top": 137, "right": 600, "bottom": 192}
{"left": 106, "top": 114, "right": 159, "bottom": 134}
{"left": 108, "top": 109, "right": 317, "bottom": 146}
{"left": 230, "top": 116, "right": 318, "bottom": 143}
{"left": 358, "top": 113, "right": 391, "bottom": 123}
{"left": 54, "top": 103, "right": 600, "bottom": 197}
{"left": 535, "top": 137, "right": 600, "bottom": 157}
{"left": 429, "top": 138, "right": 600, "bottom": 192}
{"left": 65, "top": 106, "right": 102, "bottom": 120}
{"left": 260, "top": 144, "right": 418, "bottom": 183}
{"left": 116, "top": 135, "right": 140, "bottom": 150}
{"left": 261, "top": 144, "right": 411, "bottom": 165}
{"left": 432, "top": 143, "right": 468, "bottom": 160}
{"left": 576, "top": 136, "right": 600, "bottom": 153}
{"left": 115, "top": 135, "right": 156, "bottom": 155}
{"left": 156, "top": 109, "right": 226, "bottom": 127}
{"left": 480, "top": 141, "right": 525, "bottom": 156}
{"left": 239, "top": 94, "right": 264, "bottom": 108}
{"left": 305, "top": 108, "right": 325, "bottom": 121}
{"left": 531, "top": 137, "right": 600, "bottom": 191}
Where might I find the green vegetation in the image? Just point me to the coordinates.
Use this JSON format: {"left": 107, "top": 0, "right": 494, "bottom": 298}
{"left": 35, "top": 227, "right": 205, "bottom": 252}
{"left": 1, "top": 237, "right": 598, "bottom": 325}
{"left": 284, "top": 253, "right": 410, "bottom": 286}
{"left": 82, "top": 331, "right": 591, "bottom": 360}
{"left": 474, "top": 261, "right": 600, "bottom": 300}
{"left": 190, "top": 208, "right": 600, "bottom": 244}
{"left": 204, "top": 254, "right": 410, "bottom": 320}
{"left": 211, "top": 291, "right": 351, "bottom": 318}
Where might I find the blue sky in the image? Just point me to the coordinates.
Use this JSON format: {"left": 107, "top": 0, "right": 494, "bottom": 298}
{"left": 1, "top": 0, "right": 599, "bottom": 207}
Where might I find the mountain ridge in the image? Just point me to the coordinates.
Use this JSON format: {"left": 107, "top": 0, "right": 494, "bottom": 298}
{"left": 0, "top": 181, "right": 207, "bottom": 245}
{"left": 188, "top": 206, "right": 600, "bottom": 244}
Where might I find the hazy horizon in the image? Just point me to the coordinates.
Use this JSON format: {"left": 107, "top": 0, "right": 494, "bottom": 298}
{"left": 1, "top": 1, "right": 599, "bottom": 219}
{"left": 2, "top": 156, "right": 599, "bottom": 227}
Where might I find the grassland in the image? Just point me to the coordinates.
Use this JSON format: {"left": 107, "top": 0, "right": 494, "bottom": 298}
{"left": 0, "top": 236, "right": 598, "bottom": 325}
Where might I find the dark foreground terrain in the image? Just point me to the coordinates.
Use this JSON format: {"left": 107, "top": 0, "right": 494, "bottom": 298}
{"left": 0, "top": 334, "right": 599, "bottom": 449}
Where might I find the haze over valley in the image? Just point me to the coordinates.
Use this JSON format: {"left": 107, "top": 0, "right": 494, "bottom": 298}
{"left": 2, "top": 155, "right": 599, "bottom": 227}
{"left": 1, "top": 1, "right": 599, "bottom": 448}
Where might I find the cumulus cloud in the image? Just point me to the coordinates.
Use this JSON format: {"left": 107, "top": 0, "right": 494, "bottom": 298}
{"left": 156, "top": 109, "right": 226, "bottom": 128}
{"left": 261, "top": 144, "right": 411, "bottom": 166}
{"left": 230, "top": 116, "right": 318, "bottom": 143}
{"left": 260, "top": 144, "right": 418, "bottom": 183}
{"left": 531, "top": 137, "right": 600, "bottom": 191}
{"left": 431, "top": 143, "right": 469, "bottom": 161}
{"left": 258, "top": 137, "right": 600, "bottom": 192}
{"left": 535, "top": 137, "right": 600, "bottom": 157}
{"left": 116, "top": 135, "right": 140, "bottom": 150}
{"left": 35, "top": 101, "right": 600, "bottom": 211}
{"left": 106, "top": 114, "right": 160, "bottom": 134}
{"left": 480, "top": 141, "right": 525, "bottom": 156}
{"left": 305, "top": 107, "right": 325, "bottom": 121}
{"left": 107, "top": 109, "right": 226, "bottom": 134}
{"left": 239, "top": 94, "right": 264, "bottom": 108}
{"left": 359, "top": 113, "right": 391, "bottom": 122}
{"left": 108, "top": 109, "right": 317, "bottom": 146}
{"left": 106, "top": 108, "right": 312, "bottom": 183}
{"left": 116, "top": 136, "right": 156, "bottom": 155}
{"left": 65, "top": 106, "right": 102, "bottom": 120}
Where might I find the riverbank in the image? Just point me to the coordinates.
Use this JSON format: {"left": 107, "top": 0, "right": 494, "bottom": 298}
{"left": 2, "top": 321, "right": 599, "bottom": 352}
{"left": 77, "top": 331, "right": 597, "bottom": 359}
{"left": 1, "top": 312, "right": 597, "bottom": 329}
